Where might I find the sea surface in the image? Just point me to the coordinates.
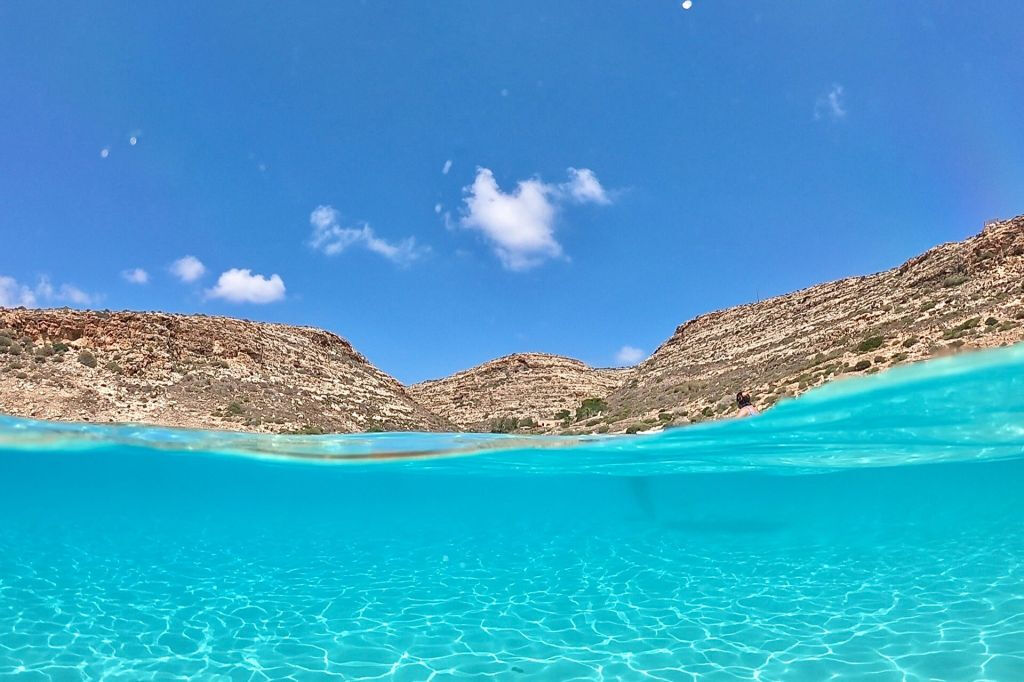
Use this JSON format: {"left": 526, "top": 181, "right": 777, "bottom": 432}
{"left": 1, "top": 345, "right": 1023, "bottom": 681}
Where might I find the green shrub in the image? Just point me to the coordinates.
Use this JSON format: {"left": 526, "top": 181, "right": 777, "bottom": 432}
{"left": 293, "top": 424, "right": 326, "bottom": 435}
{"left": 105, "top": 361, "right": 122, "bottom": 374}
{"left": 943, "top": 317, "right": 981, "bottom": 339}
{"left": 850, "top": 360, "right": 871, "bottom": 372}
{"left": 701, "top": 406, "right": 714, "bottom": 417}
{"left": 553, "top": 409, "right": 571, "bottom": 421}
{"left": 902, "top": 336, "right": 919, "bottom": 348}
{"left": 575, "top": 397, "right": 608, "bottom": 421}
{"left": 9, "top": 343, "right": 22, "bottom": 356}
{"left": 856, "top": 336, "right": 885, "bottom": 353}
{"left": 489, "top": 416, "right": 520, "bottom": 433}
{"left": 625, "top": 423, "right": 647, "bottom": 434}
{"left": 518, "top": 417, "right": 536, "bottom": 428}
{"left": 985, "top": 317, "right": 998, "bottom": 326}
{"left": 225, "top": 401, "right": 245, "bottom": 416}
{"left": 890, "top": 352, "right": 908, "bottom": 363}
{"left": 51, "top": 342, "right": 69, "bottom": 353}
{"left": 596, "top": 425, "right": 610, "bottom": 434}
{"left": 77, "top": 350, "right": 97, "bottom": 367}
{"left": 919, "top": 300, "right": 937, "bottom": 312}
{"left": 941, "top": 274, "right": 969, "bottom": 288}
{"left": 16, "top": 371, "right": 28, "bottom": 380}
{"left": 658, "top": 411, "right": 673, "bottom": 421}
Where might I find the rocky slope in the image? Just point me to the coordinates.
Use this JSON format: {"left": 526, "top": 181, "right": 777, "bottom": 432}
{"left": 408, "top": 353, "right": 628, "bottom": 430}
{"left": 600, "top": 215, "right": 1024, "bottom": 431}
{"left": 0, "top": 310, "right": 449, "bottom": 433}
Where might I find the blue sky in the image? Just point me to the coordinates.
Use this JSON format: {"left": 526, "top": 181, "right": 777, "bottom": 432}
{"left": 1, "top": 1, "right": 1022, "bottom": 383}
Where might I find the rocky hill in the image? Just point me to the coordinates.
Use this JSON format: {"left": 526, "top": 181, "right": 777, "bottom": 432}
{"left": 0, "top": 310, "right": 449, "bottom": 433}
{"left": 408, "top": 353, "right": 629, "bottom": 430}
{"left": 2, "top": 216, "right": 1022, "bottom": 436}
{"left": 599, "top": 215, "right": 1024, "bottom": 432}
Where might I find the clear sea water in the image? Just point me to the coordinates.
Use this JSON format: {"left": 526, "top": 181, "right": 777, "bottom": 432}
{"left": 1, "top": 346, "right": 1023, "bottom": 681}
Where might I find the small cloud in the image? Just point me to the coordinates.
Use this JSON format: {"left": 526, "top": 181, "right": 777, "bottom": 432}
{"left": 309, "top": 205, "right": 427, "bottom": 265}
{"left": 615, "top": 345, "right": 645, "bottom": 365}
{"left": 56, "top": 283, "right": 93, "bottom": 305}
{"left": 0, "top": 276, "right": 37, "bottom": 307}
{"left": 170, "top": 255, "right": 206, "bottom": 283}
{"left": 129, "top": 136, "right": 138, "bottom": 146}
{"left": 434, "top": 203, "right": 443, "bottom": 214}
{"left": 814, "top": 83, "right": 847, "bottom": 121}
{"left": 122, "top": 268, "right": 149, "bottom": 285}
{"left": 459, "top": 167, "right": 612, "bottom": 270}
{"left": 562, "top": 167, "right": 611, "bottom": 205}
{"left": 100, "top": 148, "right": 110, "bottom": 159}
{"left": 206, "top": 268, "right": 285, "bottom": 304}
{"left": 1, "top": 275, "right": 99, "bottom": 308}
{"left": 442, "top": 159, "right": 452, "bottom": 175}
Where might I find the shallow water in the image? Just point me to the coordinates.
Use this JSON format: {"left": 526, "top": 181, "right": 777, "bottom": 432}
{"left": 1, "top": 346, "right": 1023, "bottom": 680}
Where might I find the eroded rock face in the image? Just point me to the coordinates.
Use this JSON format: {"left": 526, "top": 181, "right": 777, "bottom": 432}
{"left": 0, "top": 311, "right": 450, "bottom": 433}
{"left": 408, "top": 353, "right": 629, "bottom": 430}
{"left": 603, "top": 216, "right": 1024, "bottom": 430}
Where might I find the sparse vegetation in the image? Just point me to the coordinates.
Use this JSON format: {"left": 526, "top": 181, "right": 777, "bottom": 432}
{"left": 985, "top": 317, "right": 998, "bottom": 326}
{"left": 902, "top": 336, "right": 919, "bottom": 348}
{"left": 856, "top": 335, "right": 885, "bottom": 353}
{"left": 625, "top": 423, "right": 648, "bottom": 434}
{"left": 942, "top": 274, "right": 969, "bottom": 288}
{"left": 77, "top": 350, "right": 97, "bottom": 368}
{"left": 105, "top": 361, "right": 123, "bottom": 374}
{"left": 489, "top": 416, "right": 520, "bottom": 433}
{"left": 225, "top": 401, "right": 245, "bottom": 416}
{"left": 943, "top": 317, "right": 981, "bottom": 339}
{"left": 850, "top": 360, "right": 872, "bottom": 372}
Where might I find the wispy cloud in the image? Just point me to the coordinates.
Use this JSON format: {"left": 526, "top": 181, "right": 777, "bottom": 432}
{"left": 309, "top": 205, "right": 427, "bottom": 265}
{"left": 615, "top": 345, "right": 646, "bottom": 365}
{"left": 170, "top": 255, "right": 206, "bottom": 283}
{"left": 206, "top": 268, "right": 285, "bottom": 304}
{"left": 459, "top": 167, "right": 612, "bottom": 271}
{"left": 0, "top": 275, "right": 98, "bottom": 308}
{"left": 0, "top": 276, "right": 37, "bottom": 307}
{"left": 122, "top": 268, "right": 149, "bottom": 284}
{"left": 814, "top": 83, "right": 847, "bottom": 121}
{"left": 563, "top": 167, "right": 611, "bottom": 205}
{"left": 442, "top": 159, "right": 452, "bottom": 175}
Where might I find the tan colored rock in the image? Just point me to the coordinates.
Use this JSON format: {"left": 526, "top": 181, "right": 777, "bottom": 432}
{"left": 0, "top": 310, "right": 449, "bottom": 433}
{"left": 604, "top": 215, "right": 1024, "bottom": 430}
{"left": 408, "top": 353, "right": 629, "bottom": 430}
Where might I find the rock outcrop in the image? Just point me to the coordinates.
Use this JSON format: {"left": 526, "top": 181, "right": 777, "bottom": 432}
{"left": 408, "top": 353, "right": 628, "bottom": 430}
{"left": 0, "top": 310, "right": 449, "bottom": 433}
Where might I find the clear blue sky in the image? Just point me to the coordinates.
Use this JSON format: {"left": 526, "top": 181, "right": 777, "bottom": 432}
{"left": 1, "top": 1, "right": 1022, "bottom": 383}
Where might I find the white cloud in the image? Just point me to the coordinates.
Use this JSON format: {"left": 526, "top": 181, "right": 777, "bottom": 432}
{"left": 309, "top": 205, "right": 426, "bottom": 265}
{"left": 206, "top": 268, "right": 285, "bottom": 304}
{"left": 0, "top": 275, "right": 98, "bottom": 308}
{"left": 170, "top": 255, "right": 206, "bottom": 283}
{"left": 122, "top": 268, "right": 149, "bottom": 284}
{"left": 0, "top": 276, "right": 37, "bottom": 307}
{"left": 815, "top": 84, "right": 847, "bottom": 120}
{"left": 459, "top": 167, "right": 611, "bottom": 271}
{"left": 57, "top": 284, "right": 93, "bottom": 305}
{"left": 442, "top": 159, "right": 452, "bottom": 175}
{"left": 615, "top": 345, "right": 645, "bottom": 365}
{"left": 562, "top": 167, "right": 610, "bottom": 204}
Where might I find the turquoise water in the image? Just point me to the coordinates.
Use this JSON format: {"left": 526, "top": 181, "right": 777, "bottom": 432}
{"left": 1, "top": 347, "right": 1023, "bottom": 681}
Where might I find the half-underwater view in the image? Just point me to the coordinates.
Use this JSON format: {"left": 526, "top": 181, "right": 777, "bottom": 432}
{"left": 1, "top": 2, "right": 1023, "bottom": 681}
